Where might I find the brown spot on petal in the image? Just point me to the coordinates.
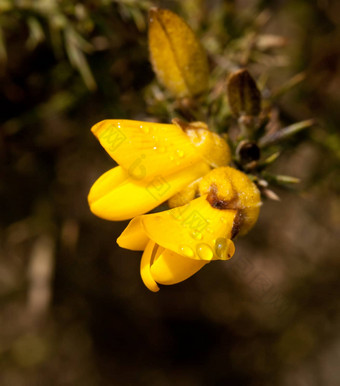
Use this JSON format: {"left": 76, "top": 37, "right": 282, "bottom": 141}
{"left": 231, "top": 210, "right": 244, "bottom": 239}
{"left": 206, "top": 184, "right": 239, "bottom": 210}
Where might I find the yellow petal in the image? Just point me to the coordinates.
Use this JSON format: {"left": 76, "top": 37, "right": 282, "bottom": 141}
{"left": 148, "top": 8, "right": 209, "bottom": 98}
{"left": 223, "top": 167, "right": 261, "bottom": 210}
{"left": 140, "top": 240, "right": 160, "bottom": 292}
{"left": 150, "top": 247, "right": 208, "bottom": 285}
{"left": 199, "top": 168, "right": 235, "bottom": 203}
{"left": 234, "top": 206, "right": 261, "bottom": 237}
{"left": 198, "top": 166, "right": 261, "bottom": 236}
{"left": 142, "top": 196, "right": 237, "bottom": 261}
{"left": 116, "top": 217, "right": 149, "bottom": 251}
{"left": 89, "top": 161, "right": 211, "bottom": 221}
{"left": 168, "top": 183, "right": 197, "bottom": 208}
{"left": 88, "top": 166, "right": 128, "bottom": 205}
{"left": 91, "top": 119, "right": 202, "bottom": 179}
{"left": 185, "top": 127, "right": 231, "bottom": 167}
{"left": 172, "top": 119, "right": 231, "bottom": 167}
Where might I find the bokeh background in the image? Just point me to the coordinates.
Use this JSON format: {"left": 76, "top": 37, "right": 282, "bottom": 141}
{"left": 1, "top": 0, "right": 340, "bottom": 385}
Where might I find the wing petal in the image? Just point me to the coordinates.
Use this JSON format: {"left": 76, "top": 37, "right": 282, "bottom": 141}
{"left": 89, "top": 162, "right": 210, "bottom": 221}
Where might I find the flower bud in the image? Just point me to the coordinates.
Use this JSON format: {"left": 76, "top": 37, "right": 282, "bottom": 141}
{"left": 148, "top": 8, "right": 209, "bottom": 98}
{"left": 227, "top": 69, "right": 261, "bottom": 117}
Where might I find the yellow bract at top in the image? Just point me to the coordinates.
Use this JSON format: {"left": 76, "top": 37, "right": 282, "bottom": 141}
{"left": 148, "top": 8, "right": 209, "bottom": 98}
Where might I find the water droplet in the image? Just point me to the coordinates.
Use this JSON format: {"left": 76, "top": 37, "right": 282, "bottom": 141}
{"left": 214, "top": 238, "right": 233, "bottom": 260}
{"left": 191, "top": 230, "right": 202, "bottom": 240}
{"left": 179, "top": 245, "right": 194, "bottom": 258}
{"left": 220, "top": 217, "right": 227, "bottom": 223}
{"left": 176, "top": 149, "right": 184, "bottom": 158}
{"left": 169, "top": 155, "right": 175, "bottom": 161}
{"left": 140, "top": 125, "right": 149, "bottom": 134}
{"left": 196, "top": 243, "right": 213, "bottom": 260}
{"left": 206, "top": 227, "right": 213, "bottom": 234}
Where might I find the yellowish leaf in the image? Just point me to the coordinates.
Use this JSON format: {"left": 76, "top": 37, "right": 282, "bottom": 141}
{"left": 148, "top": 8, "right": 209, "bottom": 98}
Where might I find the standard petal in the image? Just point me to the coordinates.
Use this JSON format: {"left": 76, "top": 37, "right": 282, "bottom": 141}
{"left": 89, "top": 161, "right": 210, "bottom": 221}
{"left": 142, "top": 196, "right": 237, "bottom": 261}
{"left": 140, "top": 240, "right": 160, "bottom": 292}
{"left": 91, "top": 119, "right": 202, "bottom": 180}
{"left": 150, "top": 247, "right": 208, "bottom": 285}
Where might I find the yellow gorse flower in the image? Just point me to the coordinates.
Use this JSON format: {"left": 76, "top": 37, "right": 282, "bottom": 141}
{"left": 88, "top": 118, "right": 261, "bottom": 292}
{"left": 117, "top": 166, "right": 261, "bottom": 292}
{"left": 88, "top": 119, "right": 230, "bottom": 220}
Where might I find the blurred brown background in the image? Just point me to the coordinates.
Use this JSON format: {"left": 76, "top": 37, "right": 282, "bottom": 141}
{"left": 1, "top": 0, "right": 340, "bottom": 385}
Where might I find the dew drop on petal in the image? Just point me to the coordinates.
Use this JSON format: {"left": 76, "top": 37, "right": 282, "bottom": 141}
{"left": 196, "top": 243, "right": 214, "bottom": 260}
{"left": 176, "top": 149, "right": 184, "bottom": 158}
{"left": 191, "top": 230, "right": 203, "bottom": 240}
{"left": 215, "top": 238, "right": 233, "bottom": 260}
{"left": 179, "top": 245, "right": 194, "bottom": 258}
{"left": 140, "top": 125, "right": 150, "bottom": 134}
